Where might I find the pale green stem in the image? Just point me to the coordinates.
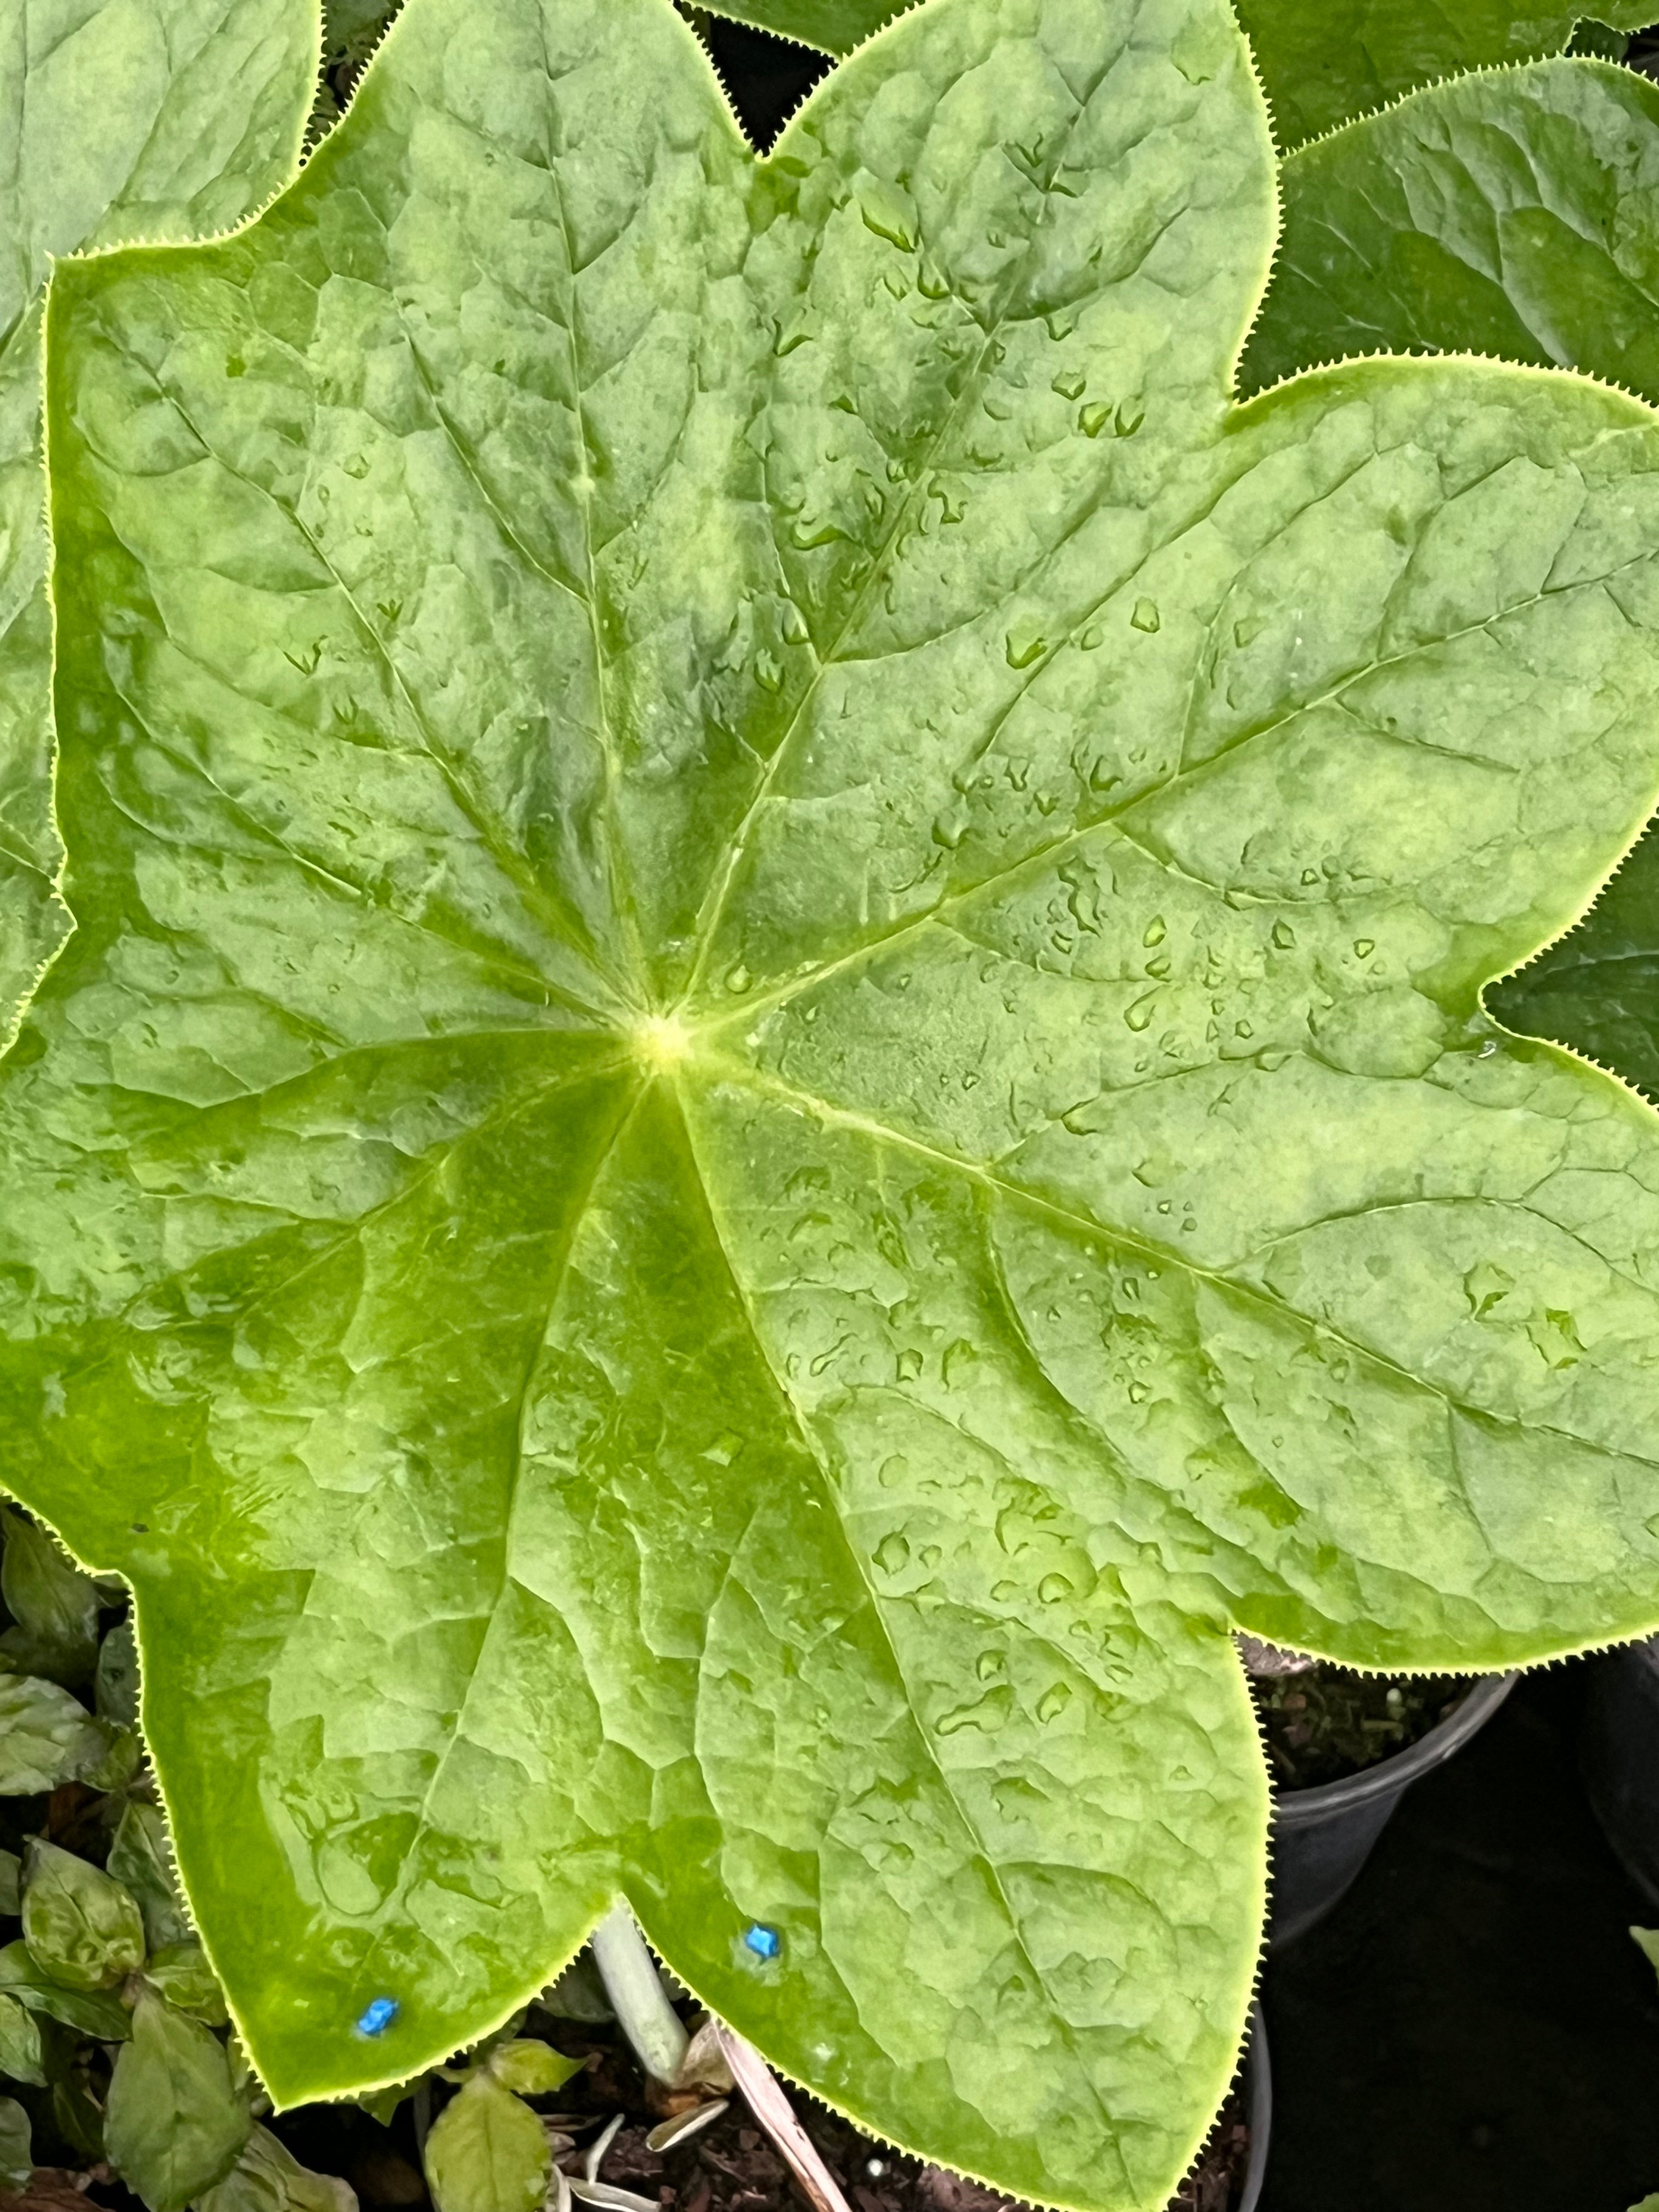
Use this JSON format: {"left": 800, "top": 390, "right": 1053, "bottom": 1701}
{"left": 590, "top": 1904, "right": 689, "bottom": 2084}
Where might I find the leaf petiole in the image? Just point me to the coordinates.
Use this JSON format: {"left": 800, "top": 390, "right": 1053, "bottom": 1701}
{"left": 587, "top": 1910, "right": 688, "bottom": 2085}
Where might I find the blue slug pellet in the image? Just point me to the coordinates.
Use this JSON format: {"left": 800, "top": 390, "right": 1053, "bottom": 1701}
{"left": 742, "top": 1923, "right": 781, "bottom": 1961}
{"left": 357, "top": 1995, "right": 398, "bottom": 2036}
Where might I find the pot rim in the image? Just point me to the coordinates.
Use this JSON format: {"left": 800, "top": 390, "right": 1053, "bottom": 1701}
{"left": 1271, "top": 1669, "right": 1518, "bottom": 1829}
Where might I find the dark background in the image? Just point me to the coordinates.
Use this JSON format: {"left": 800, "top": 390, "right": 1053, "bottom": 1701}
{"left": 1258, "top": 1663, "right": 1659, "bottom": 2212}
{"left": 696, "top": 20, "right": 1659, "bottom": 2211}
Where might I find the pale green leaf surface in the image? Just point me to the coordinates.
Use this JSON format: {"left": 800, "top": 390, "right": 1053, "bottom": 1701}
{"left": 23, "top": 0, "right": 1659, "bottom": 2203}
{"left": 0, "top": 0, "right": 321, "bottom": 1049}
{"left": 1243, "top": 59, "right": 1659, "bottom": 401}
{"left": 486, "top": 2039, "right": 582, "bottom": 2095}
{"left": 1231, "top": 0, "right": 1654, "bottom": 149}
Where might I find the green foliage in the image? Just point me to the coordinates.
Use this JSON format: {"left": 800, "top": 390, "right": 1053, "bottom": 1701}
{"left": 0, "top": 1676, "right": 106, "bottom": 1796}
{"left": 0, "top": 1938, "right": 134, "bottom": 2040}
{"left": 0, "top": 1993, "right": 46, "bottom": 2088}
{"left": 1243, "top": 60, "right": 1659, "bottom": 400}
{"left": 486, "top": 2039, "right": 583, "bottom": 2096}
{"left": 198, "top": 2126, "right": 360, "bottom": 2212}
{"left": 0, "top": 0, "right": 321, "bottom": 1056}
{"left": 0, "top": 1507, "right": 99, "bottom": 1685}
{"left": 12, "top": 0, "right": 1659, "bottom": 2199}
{"left": 687, "top": 0, "right": 1647, "bottom": 108}
{"left": 109, "top": 1802, "right": 193, "bottom": 1955}
{"left": 106, "top": 1990, "right": 252, "bottom": 2212}
{"left": 1231, "top": 0, "right": 1653, "bottom": 149}
{"left": 0, "top": 2098, "right": 30, "bottom": 2194}
{"left": 144, "top": 1942, "right": 232, "bottom": 2028}
{"left": 21, "top": 1840, "right": 146, "bottom": 1991}
{"left": 424, "top": 2074, "right": 553, "bottom": 2212}
{"left": 97, "top": 1618, "right": 141, "bottom": 1729}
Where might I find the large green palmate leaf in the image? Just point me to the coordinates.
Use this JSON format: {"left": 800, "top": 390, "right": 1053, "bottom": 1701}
{"left": 1243, "top": 58, "right": 1659, "bottom": 400}
{"left": 29, "top": 0, "right": 1659, "bottom": 2196}
{"left": 0, "top": 0, "right": 320, "bottom": 1049}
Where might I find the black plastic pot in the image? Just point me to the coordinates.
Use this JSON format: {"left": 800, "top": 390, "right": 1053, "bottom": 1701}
{"left": 1582, "top": 1633, "right": 1659, "bottom": 1911}
{"left": 1239, "top": 2007, "right": 1272, "bottom": 2212}
{"left": 1267, "top": 1673, "right": 1518, "bottom": 1946}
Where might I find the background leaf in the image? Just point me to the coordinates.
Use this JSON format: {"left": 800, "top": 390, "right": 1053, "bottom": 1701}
{"left": 0, "top": 1508, "right": 99, "bottom": 1685}
{"left": 1232, "top": 0, "right": 1654, "bottom": 148}
{"left": 107, "top": 1803, "right": 191, "bottom": 1955}
{"left": 1242, "top": 59, "right": 1659, "bottom": 400}
{"left": 21, "top": 1841, "right": 145, "bottom": 1992}
{"left": 106, "top": 1991, "right": 251, "bottom": 2212}
{"left": 95, "top": 1617, "right": 140, "bottom": 1728}
{"left": 0, "top": 1991, "right": 46, "bottom": 2087}
{"left": 0, "top": 1677, "right": 105, "bottom": 1796}
{"left": 486, "top": 2040, "right": 583, "bottom": 2096}
{"left": 0, "top": 0, "right": 322, "bottom": 1052}
{"left": 0, "top": 2098, "right": 29, "bottom": 2193}
{"left": 199, "top": 2126, "right": 360, "bottom": 2212}
{"left": 0, "top": 1939, "right": 134, "bottom": 2040}
{"left": 423, "top": 2076, "right": 551, "bottom": 2212}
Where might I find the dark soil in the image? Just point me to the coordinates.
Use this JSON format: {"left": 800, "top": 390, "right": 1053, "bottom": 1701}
{"left": 1249, "top": 1664, "right": 1475, "bottom": 1792}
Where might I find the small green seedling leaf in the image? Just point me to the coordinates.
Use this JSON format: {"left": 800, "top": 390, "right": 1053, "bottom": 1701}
{"left": 0, "top": 1991, "right": 45, "bottom": 2086}
{"left": 0, "top": 1675, "right": 105, "bottom": 1795}
{"left": 145, "top": 1942, "right": 230, "bottom": 2027}
{"left": 0, "top": 2097, "right": 30, "bottom": 2192}
{"left": 424, "top": 2075, "right": 551, "bottom": 2212}
{"left": 0, "top": 1939, "right": 133, "bottom": 2040}
{"left": 0, "top": 1509, "right": 99, "bottom": 1686}
{"left": 108, "top": 1803, "right": 191, "bottom": 1955}
{"left": 21, "top": 1841, "right": 145, "bottom": 1992}
{"left": 198, "top": 2124, "right": 360, "bottom": 2212}
{"left": 486, "top": 2039, "right": 584, "bottom": 2096}
{"left": 106, "top": 1991, "right": 251, "bottom": 2212}
{"left": 81, "top": 1723, "right": 142, "bottom": 1795}
{"left": 96, "top": 1619, "right": 140, "bottom": 1730}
